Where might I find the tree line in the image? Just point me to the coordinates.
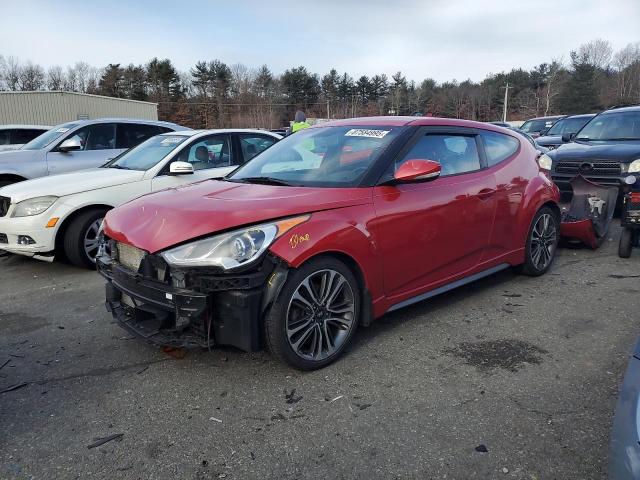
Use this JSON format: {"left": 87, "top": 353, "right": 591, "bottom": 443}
{"left": 1, "top": 38, "right": 639, "bottom": 129}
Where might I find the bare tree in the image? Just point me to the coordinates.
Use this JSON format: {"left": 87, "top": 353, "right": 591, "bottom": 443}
{"left": 47, "top": 65, "right": 65, "bottom": 90}
{"left": 578, "top": 39, "right": 613, "bottom": 69}
{"left": 614, "top": 42, "right": 640, "bottom": 102}
{"left": 18, "top": 61, "right": 45, "bottom": 90}
{"left": 64, "top": 65, "right": 77, "bottom": 91}
{"left": 75, "top": 61, "right": 90, "bottom": 92}
{"left": 543, "top": 58, "right": 564, "bottom": 115}
{"left": 0, "top": 55, "right": 7, "bottom": 90}
{"left": 4, "top": 56, "right": 21, "bottom": 91}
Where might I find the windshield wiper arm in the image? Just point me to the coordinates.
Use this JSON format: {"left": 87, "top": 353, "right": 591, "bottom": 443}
{"left": 108, "top": 164, "right": 131, "bottom": 170}
{"left": 234, "top": 176, "right": 293, "bottom": 186}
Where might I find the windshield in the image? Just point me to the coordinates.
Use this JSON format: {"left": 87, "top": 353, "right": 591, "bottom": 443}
{"left": 21, "top": 122, "right": 79, "bottom": 150}
{"left": 547, "top": 116, "right": 592, "bottom": 136}
{"left": 102, "top": 135, "right": 188, "bottom": 171}
{"left": 228, "top": 126, "right": 402, "bottom": 187}
{"left": 520, "top": 118, "right": 560, "bottom": 134}
{"left": 576, "top": 111, "right": 640, "bottom": 141}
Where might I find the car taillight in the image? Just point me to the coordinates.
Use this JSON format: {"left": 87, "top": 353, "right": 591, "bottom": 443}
{"left": 630, "top": 192, "right": 640, "bottom": 203}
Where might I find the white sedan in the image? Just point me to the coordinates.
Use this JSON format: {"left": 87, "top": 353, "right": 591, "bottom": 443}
{"left": 0, "top": 129, "right": 281, "bottom": 268}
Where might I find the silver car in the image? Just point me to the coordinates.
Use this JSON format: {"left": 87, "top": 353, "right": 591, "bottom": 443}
{"left": 0, "top": 118, "right": 189, "bottom": 187}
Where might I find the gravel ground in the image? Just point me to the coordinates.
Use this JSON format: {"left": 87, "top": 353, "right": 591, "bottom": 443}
{"left": 1, "top": 226, "right": 639, "bottom": 479}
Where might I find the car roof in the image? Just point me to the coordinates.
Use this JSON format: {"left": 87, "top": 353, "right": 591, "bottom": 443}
{"left": 523, "top": 115, "right": 566, "bottom": 122}
{"left": 158, "top": 128, "right": 283, "bottom": 138}
{"left": 60, "top": 118, "right": 189, "bottom": 130}
{"left": 317, "top": 116, "right": 512, "bottom": 134}
{"left": 602, "top": 105, "right": 640, "bottom": 114}
{"left": 563, "top": 113, "right": 596, "bottom": 119}
{"left": 0, "top": 124, "right": 52, "bottom": 130}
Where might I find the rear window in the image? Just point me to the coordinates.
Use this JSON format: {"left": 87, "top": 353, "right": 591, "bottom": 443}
{"left": 481, "top": 131, "right": 520, "bottom": 166}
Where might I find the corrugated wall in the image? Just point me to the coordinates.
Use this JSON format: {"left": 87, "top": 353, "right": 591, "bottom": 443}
{"left": 0, "top": 91, "right": 158, "bottom": 125}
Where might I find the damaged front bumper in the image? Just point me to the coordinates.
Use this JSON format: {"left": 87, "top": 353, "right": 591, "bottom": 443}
{"left": 97, "top": 246, "right": 285, "bottom": 352}
{"left": 560, "top": 175, "right": 619, "bottom": 249}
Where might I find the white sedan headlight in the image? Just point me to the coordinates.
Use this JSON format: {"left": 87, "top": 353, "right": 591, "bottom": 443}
{"left": 12, "top": 196, "right": 58, "bottom": 217}
{"left": 161, "top": 215, "right": 309, "bottom": 270}
{"left": 538, "top": 154, "right": 553, "bottom": 171}
{"left": 628, "top": 159, "right": 640, "bottom": 173}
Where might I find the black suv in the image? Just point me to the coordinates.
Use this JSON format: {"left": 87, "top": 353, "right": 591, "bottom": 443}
{"left": 547, "top": 106, "right": 640, "bottom": 200}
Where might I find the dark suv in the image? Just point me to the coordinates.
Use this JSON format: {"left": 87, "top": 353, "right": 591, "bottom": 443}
{"left": 536, "top": 113, "right": 596, "bottom": 150}
{"left": 520, "top": 115, "right": 565, "bottom": 138}
{"left": 547, "top": 106, "right": 640, "bottom": 200}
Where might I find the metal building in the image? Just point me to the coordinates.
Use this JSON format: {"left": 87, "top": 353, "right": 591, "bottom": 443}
{"left": 0, "top": 91, "right": 158, "bottom": 125}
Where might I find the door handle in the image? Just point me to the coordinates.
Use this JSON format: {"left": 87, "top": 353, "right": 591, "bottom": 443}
{"left": 477, "top": 188, "right": 496, "bottom": 200}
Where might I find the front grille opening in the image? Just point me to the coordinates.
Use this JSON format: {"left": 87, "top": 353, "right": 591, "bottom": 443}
{"left": 0, "top": 233, "right": 7, "bottom": 244}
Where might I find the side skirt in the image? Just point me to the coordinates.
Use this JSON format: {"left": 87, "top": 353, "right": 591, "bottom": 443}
{"left": 386, "top": 263, "right": 510, "bottom": 313}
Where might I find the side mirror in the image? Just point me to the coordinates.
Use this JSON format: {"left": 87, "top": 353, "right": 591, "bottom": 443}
{"left": 394, "top": 159, "right": 441, "bottom": 183}
{"left": 169, "top": 161, "right": 194, "bottom": 175}
{"left": 58, "top": 136, "right": 82, "bottom": 152}
{"left": 561, "top": 133, "right": 576, "bottom": 143}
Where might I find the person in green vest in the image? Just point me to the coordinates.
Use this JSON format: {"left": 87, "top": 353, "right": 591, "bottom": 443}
{"left": 291, "top": 110, "right": 311, "bottom": 133}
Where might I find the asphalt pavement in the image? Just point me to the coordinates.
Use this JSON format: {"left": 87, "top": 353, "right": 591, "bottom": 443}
{"left": 1, "top": 225, "right": 639, "bottom": 479}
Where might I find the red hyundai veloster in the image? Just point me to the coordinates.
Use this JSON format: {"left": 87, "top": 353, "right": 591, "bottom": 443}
{"left": 98, "top": 117, "right": 560, "bottom": 369}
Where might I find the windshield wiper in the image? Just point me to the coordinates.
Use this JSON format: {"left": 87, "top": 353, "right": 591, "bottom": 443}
{"left": 234, "top": 176, "right": 293, "bottom": 186}
{"left": 598, "top": 137, "right": 640, "bottom": 141}
{"left": 108, "top": 164, "right": 132, "bottom": 170}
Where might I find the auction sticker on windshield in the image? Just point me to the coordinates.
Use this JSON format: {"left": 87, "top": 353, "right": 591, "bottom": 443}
{"left": 345, "top": 129, "right": 390, "bottom": 138}
{"left": 160, "top": 137, "right": 186, "bottom": 145}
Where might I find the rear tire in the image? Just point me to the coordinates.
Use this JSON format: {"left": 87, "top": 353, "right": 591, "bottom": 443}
{"left": 519, "top": 207, "right": 560, "bottom": 276}
{"left": 63, "top": 208, "right": 108, "bottom": 269}
{"left": 618, "top": 227, "right": 633, "bottom": 258}
{"left": 265, "top": 256, "right": 361, "bottom": 370}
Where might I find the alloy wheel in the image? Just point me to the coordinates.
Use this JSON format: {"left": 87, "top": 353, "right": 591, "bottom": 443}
{"left": 530, "top": 213, "right": 557, "bottom": 270}
{"left": 286, "top": 269, "right": 355, "bottom": 361}
{"left": 84, "top": 218, "right": 103, "bottom": 263}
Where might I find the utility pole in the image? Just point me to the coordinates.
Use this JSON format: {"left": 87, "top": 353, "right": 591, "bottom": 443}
{"left": 502, "top": 83, "right": 511, "bottom": 122}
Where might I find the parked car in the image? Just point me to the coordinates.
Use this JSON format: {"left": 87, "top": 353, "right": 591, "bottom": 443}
{"left": 488, "top": 121, "right": 511, "bottom": 128}
{"left": 609, "top": 338, "right": 640, "bottom": 479}
{"left": 97, "top": 117, "right": 561, "bottom": 369}
{"left": 520, "top": 115, "right": 565, "bottom": 138}
{"left": 0, "top": 118, "right": 188, "bottom": 187}
{"left": 536, "top": 114, "right": 596, "bottom": 150}
{"left": 0, "top": 125, "right": 51, "bottom": 152}
{"left": 0, "top": 129, "right": 281, "bottom": 268}
{"left": 541, "top": 105, "right": 640, "bottom": 201}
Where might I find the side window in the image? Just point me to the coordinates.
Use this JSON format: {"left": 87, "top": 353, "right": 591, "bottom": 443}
{"left": 63, "top": 124, "right": 116, "bottom": 151}
{"left": 481, "top": 131, "right": 519, "bottom": 167}
{"left": 396, "top": 133, "right": 481, "bottom": 177}
{"left": 11, "top": 129, "right": 44, "bottom": 145}
{"left": 174, "top": 135, "right": 232, "bottom": 171}
{"left": 0, "top": 130, "right": 10, "bottom": 145}
{"left": 238, "top": 134, "right": 277, "bottom": 163}
{"left": 117, "top": 124, "right": 165, "bottom": 149}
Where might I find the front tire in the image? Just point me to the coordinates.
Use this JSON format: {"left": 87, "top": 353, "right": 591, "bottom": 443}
{"left": 265, "top": 256, "right": 361, "bottom": 370}
{"left": 618, "top": 227, "right": 634, "bottom": 258}
{"left": 63, "top": 208, "right": 108, "bottom": 269}
{"left": 519, "top": 207, "right": 559, "bottom": 276}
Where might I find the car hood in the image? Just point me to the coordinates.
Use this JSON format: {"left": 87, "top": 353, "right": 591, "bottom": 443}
{"left": 104, "top": 180, "right": 372, "bottom": 253}
{"left": 551, "top": 140, "right": 640, "bottom": 162}
{"left": 0, "top": 168, "right": 145, "bottom": 203}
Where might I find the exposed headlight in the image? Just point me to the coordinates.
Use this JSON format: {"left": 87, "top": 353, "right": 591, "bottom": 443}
{"left": 538, "top": 154, "right": 552, "bottom": 171}
{"left": 12, "top": 196, "right": 58, "bottom": 217}
{"left": 628, "top": 159, "right": 640, "bottom": 173}
{"left": 161, "top": 215, "right": 310, "bottom": 270}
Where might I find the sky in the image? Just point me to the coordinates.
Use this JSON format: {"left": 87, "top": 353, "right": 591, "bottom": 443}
{"left": 2, "top": 0, "right": 639, "bottom": 83}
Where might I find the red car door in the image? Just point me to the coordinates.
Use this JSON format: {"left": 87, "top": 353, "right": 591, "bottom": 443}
{"left": 372, "top": 129, "right": 497, "bottom": 302}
